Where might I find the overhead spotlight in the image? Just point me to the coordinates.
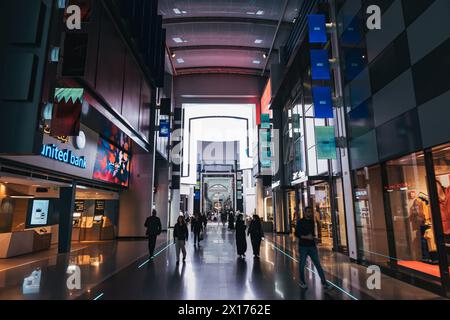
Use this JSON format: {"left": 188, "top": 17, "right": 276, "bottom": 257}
{"left": 263, "top": 53, "right": 268, "bottom": 59}
{"left": 171, "top": 52, "right": 176, "bottom": 58}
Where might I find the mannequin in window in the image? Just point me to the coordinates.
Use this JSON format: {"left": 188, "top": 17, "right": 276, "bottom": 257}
{"left": 409, "top": 193, "right": 437, "bottom": 263}
{"left": 437, "top": 180, "right": 450, "bottom": 237}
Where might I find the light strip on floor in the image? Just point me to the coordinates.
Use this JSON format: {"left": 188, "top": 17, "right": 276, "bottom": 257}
{"left": 138, "top": 242, "right": 174, "bottom": 269}
{"left": 360, "top": 249, "right": 401, "bottom": 261}
{"left": 263, "top": 239, "right": 358, "bottom": 301}
{"left": 93, "top": 293, "right": 104, "bottom": 300}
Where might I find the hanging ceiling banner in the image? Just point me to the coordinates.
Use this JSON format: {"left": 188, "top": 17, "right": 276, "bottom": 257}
{"left": 310, "top": 50, "right": 331, "bottom": 80}
{"left": 307, "top": 14, "right": 328, "bottom": 43}
{"left": 315, "top": 126, "right": 337, "bottom": 159}
{"left": 312, "top": 86, "right": 334, "bottom": 118}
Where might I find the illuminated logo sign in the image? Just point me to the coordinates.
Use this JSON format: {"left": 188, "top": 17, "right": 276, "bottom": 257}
{"left": 41, "top": 144, "right": 87, "bottom": 169}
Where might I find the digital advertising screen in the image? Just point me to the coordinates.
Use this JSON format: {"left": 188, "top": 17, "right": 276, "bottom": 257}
{"left": 29, "top": 200, "right": 50, "bottom": 226}
{"left": 92, "top": 138, "right": 131, "bottom": 187}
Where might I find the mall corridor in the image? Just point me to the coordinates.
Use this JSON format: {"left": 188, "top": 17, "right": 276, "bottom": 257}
{"left": 1, "top": 0, "right": 450, "bottom": 302}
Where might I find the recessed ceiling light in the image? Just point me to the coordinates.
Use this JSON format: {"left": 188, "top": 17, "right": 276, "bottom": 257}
{"left": 256, "top": 10, "right": 264, "bottom": 15}
{"left": 253, "top": 60, "right": 261, "bottom": 64}
{"left": 246, "top": 12, "right": 255, "bottom": 15}
{"left": 177, "top": 58, "right": 185, "bottom": 63}
{"left": 263, "top": 53, "right": 268, "bottom": 59}
{"left": 171, "top": 52, "right": 176, "bottom": 58}
{"left": 173, "top": 8, "right": 181, "bottom": 14}
{"left": 182, "top": 11, "right": 187, "bottom": 14}
{"left": 172, "top": 37, "right": 183, "bottom": 43}
{"left": 255, "top": 39, "right": 263, "bottom": 44}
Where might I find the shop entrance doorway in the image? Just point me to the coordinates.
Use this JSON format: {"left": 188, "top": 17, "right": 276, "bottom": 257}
{"left": 306, "top": 178, "right": 348, "bottom": 252}
{"left": 310, "top": 182, "right": 334, "bottom": 248}
{"left": 73, "top": 187, "right": 119, "bottom": 242}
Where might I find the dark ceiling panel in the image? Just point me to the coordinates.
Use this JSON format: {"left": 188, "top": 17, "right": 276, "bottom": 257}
{"left": 159, "top": 0, "right": 302, "bottom": 75}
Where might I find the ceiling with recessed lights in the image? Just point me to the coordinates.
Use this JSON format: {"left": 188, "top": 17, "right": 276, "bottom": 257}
{"left": 159, "top": 0, "right": 304, "bottom": 76}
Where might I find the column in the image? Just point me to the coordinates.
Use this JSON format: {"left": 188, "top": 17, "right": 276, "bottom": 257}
{"left": 58, "top": 184, "right": 77, "bottom": 254}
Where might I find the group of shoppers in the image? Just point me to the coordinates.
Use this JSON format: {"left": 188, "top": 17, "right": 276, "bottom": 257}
{"left": 145, "top": 206, "right": 330, "bottom": 291}
{"left": 235, "top": 214, "right": 264, "bottom": 258}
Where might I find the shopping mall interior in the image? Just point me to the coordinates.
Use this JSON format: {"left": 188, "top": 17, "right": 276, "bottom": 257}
{"left": 0, "top": 0, "right": 449, "bottom": 301}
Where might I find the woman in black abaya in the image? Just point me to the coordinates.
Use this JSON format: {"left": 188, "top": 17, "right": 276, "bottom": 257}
{"left": 235, "top": 214, "right": 247, "bottom": 258}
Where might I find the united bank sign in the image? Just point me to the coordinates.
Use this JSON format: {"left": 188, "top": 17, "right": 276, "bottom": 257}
{"left": 41, "top": 144, "right": 87, "bottom": 169}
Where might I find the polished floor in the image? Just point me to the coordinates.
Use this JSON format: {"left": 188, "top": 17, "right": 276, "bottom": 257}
{"left": 80, "top": 224, "right": 444, "bottom": 300}
{"left": 0, "top": 224, "right": 446, "bottom": 300}
{"left": 0, "top": 238, "right": 166, "bottom": 300}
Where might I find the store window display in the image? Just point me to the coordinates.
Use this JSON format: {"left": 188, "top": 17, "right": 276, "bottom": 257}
{"left": 353, "top": 166, "right": 390, "bottom": 266}
{"left": 432, "top": 143, "right": 450, "bottom": 273}
{"left": 386, "top": 152, "right": 440, "bottom": 278}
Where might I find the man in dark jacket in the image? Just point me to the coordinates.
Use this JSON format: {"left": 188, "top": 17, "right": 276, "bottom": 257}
{"left": 295, "top": 207, "right": 330, "bottom": 290}
{"left": 144, "top": 209, "right": 162, "bottom": 258}
{"left": 191, "top": 213, "right": 203, "bottom": 246}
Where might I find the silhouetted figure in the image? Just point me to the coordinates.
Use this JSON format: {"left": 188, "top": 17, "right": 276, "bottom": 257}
{"left": 144, "top": 209, "right": 162, "bottom": 258}
{"left": 235, "top": 214, "right": 247, "bottom": 258}
{"left": 191, "top": 213, "right": 203, "bottom": 246}
{"left": 221, "top": 211, "right": 227, "bottom": 226}
{"left": 295, "top": 206, "right": 330, "bottom": 290}
{"left": 228, "top": 211, "right": 235, "bottom": 230}
{"left": 248, "top": 215, "right": 263, "bottom": 258}
{"left": 174, "top": 215, "right": 189, "bottom": 264}
{"left": 202, "top": 213, "right": 208, "bottom": 231}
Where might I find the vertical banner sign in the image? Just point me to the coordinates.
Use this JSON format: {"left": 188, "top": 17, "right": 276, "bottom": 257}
{"left": 310, "top": 50, "right": 331, "bottom": 80}
{"left": 308, "top": 15, "right": 328, "bottom": 43}
{"left": 312, "top": 87, "right": 334, "bottom": 118}
{"left": 315, "top": 126, "right": 337, "bottom": 159}
{"left": 159, "top": 119, "right": 170, "bottom": 137}
{"left": 260, "top": 113, "right": 270, "bottom": 129}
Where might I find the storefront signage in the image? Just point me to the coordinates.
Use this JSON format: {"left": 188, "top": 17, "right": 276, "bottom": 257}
{"left": 74, "top": 200, "right": 85, "bottom": 213}
{"left": 310, "top": 50, "right": 331, "bottom": 80}
{"left": 292, "top": 171, "right": 307, "bottom": 186}
{"left": 355, "top": 190, "right": 368, "bottom": 198}
{"left": 94, "top": 200, "right": 105, "bottom": 215}
{"left": 159, "top": 119, "right": 170, "bottom": 137}
{"left": 41, "top": 144, "right": 87, "bottom": 169}
{"left": 307, "top": 14, "right": 327, "bottom": 43}
{"left": 312, "top": 86, "right": 334, "bottom": 118}
{"left": 384, "top": 183, "right": 410, "bottom": 192}
{"left": 261, "top": 114, "right": 270, "bottom": 129}
{"left": 315, "top": 126, "right": 337, "bottom": 159}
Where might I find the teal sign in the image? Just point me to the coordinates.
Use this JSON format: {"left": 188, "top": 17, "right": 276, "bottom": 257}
{"left": 315, "top": 126, "right": 337, "bottom": 159}
{"left": 260, "top": 113, "right": 270, "bottom": 129}
{"left": 41, "top": 144, "right": 87, "bottom": 169}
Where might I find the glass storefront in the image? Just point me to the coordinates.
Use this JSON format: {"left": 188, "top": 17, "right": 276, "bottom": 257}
{"left": 353, "top": 143, "right": 450, "bottom": 293}
{"left": 286, "top": 190, "right": 297, "bottom": 233}
{"left": 385, "top": 152, "right": 441, "bottom": 278}
{"left": 335, "top": 178, "right": 347, "bottom": 250}
{"left": 431, "top": 143, "right": 450, "bottom": 288}
{"left": 353, "top": 166, "right": 390, "bottom": 267}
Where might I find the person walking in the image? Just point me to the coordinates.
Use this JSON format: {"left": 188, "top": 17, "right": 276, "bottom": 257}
{"left": 295, "top": 206, "right": 330, "bottom": 290}
{"left": 228, "top": 210, "right": 235, "bottom": 230}
{"left": 248, "top": 215, "right": 263, "bottom": 258}
{"left": 221, "top": 211, "right": 227, "bottom": 226}
{"left": 191, "top": 213, "right": 203, "bottom": 246}
{"left": 235, "top": 214, "right": 247, "bottom": 258}
{"left": 174, "top": 215, "right": 189, "bottom": 264}
{"left": 144, "top": 209, "right": 162, "bottom": 258}
{"left": 202, "top": 213, "right": 208, "bottom": 233}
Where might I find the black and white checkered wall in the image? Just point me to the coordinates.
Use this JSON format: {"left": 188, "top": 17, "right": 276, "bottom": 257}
{"left": 336, "top": 0, "right": 450, "bottom": 169}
